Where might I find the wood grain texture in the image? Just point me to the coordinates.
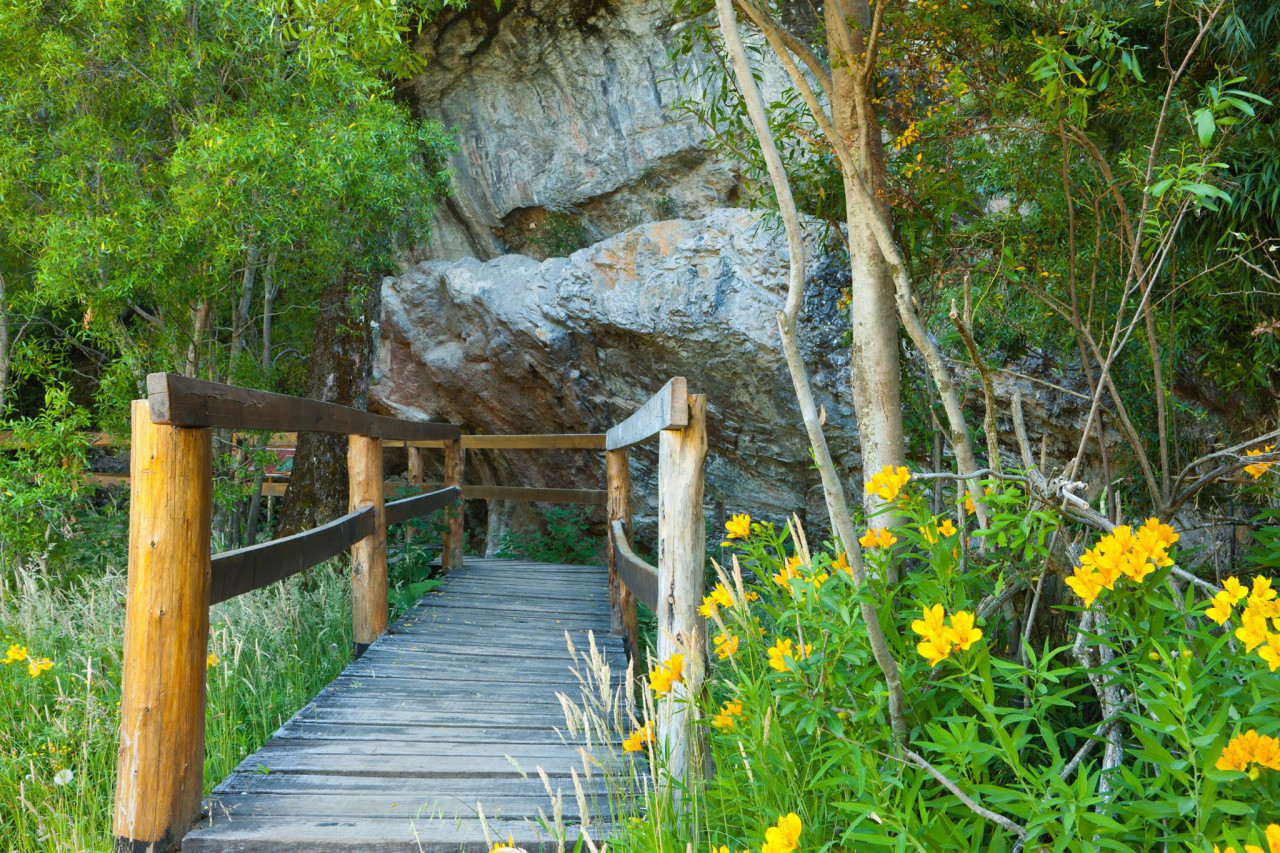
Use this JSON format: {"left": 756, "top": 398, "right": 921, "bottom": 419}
{"left": 605, "top": 449, "right": 630, "bottom": 641}
{"left": 404, "top": 434, "right": 607, "bottom": 450}
{"left": 442, "top": 438, "right": 464, "bottom": 572}
{"left": 604, "top": 377, "right": 689, "bottom": 450}
{"left": 461, "top": 484, "right": 606, "bottom": 505}
{"left": 146, "top": 373, "right": 459, "bottom": 441}
{"left": 655, "top": 393, "right": 707, "bottom": 792}
{"left": 404, "top": 446, "right": 425, "bottom": 541}
{"left": 113, "top": 400, "right": 213, "bottom": 851}
{"left": 349, "top": 435, "right": 387, "bottom": 657}
{"left": 210, "top": 505, "right": 376, "bottom": 604}
{"left": 183, "top": 557, "right": 625, "bottom": 852}
{"left": 610, "top": 521, "right": 658, "bottom": 614}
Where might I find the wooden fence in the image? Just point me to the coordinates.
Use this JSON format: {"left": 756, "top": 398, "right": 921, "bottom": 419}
{"left": 110, "top": 373, "right": 706, "bottom": 851}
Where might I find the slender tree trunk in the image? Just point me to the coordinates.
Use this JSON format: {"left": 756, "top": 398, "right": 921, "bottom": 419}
{"left": 0, "top": 271, "right": 9, "bottom": 416}
{"left": 277, "top": 270, "right": 380, "bottom": 536}
{"left": 227, "top": 239, "right": 260, "bottom": 383}
{"left": 184, "top": 298, "right": 212, "bottom": 378}
{"left": 245, "top": 254, "right": 277, "bottom": 547}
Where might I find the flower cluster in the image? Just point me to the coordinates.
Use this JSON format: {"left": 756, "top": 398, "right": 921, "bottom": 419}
{"left": 207, "top": 653, "right": 221, "bottom": 669}
{"left": 1216, "top": 824, "right": 1280, "bottom": 853}
{"left": 711, "top": 699, "right": 743, "bottom": 730}
{"left": 3, "top": 643, "right": 53, "bottom": 678}
{"left": 921, "top": 519, "right": 957, "bottom": 544}
{"left": 859, "top": 527, "right": 898, "bottom": 550}
{"left": 911, "top": 604, "right": 982, "bottom": 667}
{"left": 772, "top": 555, "right": 827, "bottom": 593}
{"left": 1205, "top": 575, "right": 1280, "bottom": 671}
{"left": 865, "top": 465, "right": 911, "bottom": 502}
{"left": 767, "top": 637, "right": 805, "bottom": 673}
{"left": 648, "top": 653, "right": 684, "bottom": 696}
{"left": 1064, "top": 519, "right": 1178, "bottom": 606}
{"left": 1244, "top": 444, "right": 1276, "bottom": 480}
{"left": 1216, "top": 729, "right": 1280, "bottom": 779}
{"left": 762, "top": 812, "right": 803, "bottom": 853}
{"left": 622, "top": 721, "right": 653, "bottom": 753}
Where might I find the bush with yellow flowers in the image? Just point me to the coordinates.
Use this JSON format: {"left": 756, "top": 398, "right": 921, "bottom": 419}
{"left": 606, "top": 466, "right": 1280, "bottom": 853}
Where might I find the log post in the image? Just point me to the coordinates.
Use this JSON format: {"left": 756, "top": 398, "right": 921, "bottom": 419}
{"left": 442, "top": 437, "right": 465, "bottom": 571}
{"left": 655, "top": 393, "right": 707, "bottom": 792}
{"left": 606, "top": 448, "right": 638, "bottom": 655}
{"left": 113, "top": 400, "right": 213, "bottom": 852}
{"left": 404, "top": 445, "right": 424, "bottom": 543}
{"left": 348, "top": 435, "right": 387, "bottom": 658}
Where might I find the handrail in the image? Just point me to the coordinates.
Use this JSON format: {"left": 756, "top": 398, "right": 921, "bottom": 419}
{"left": 610, "top": 520, "right": 658, "bottom": 610}
{"left": 384, "top": 486, "right": 461, "bottom": 526}
{"left": 605, "top": 377, "right": 689, "bottom": 450}
{"left": 209, "top": 505, "right": 378, "bottom": 604}
{"left": 147, "top": 373, "right": 459, "bottom": 441}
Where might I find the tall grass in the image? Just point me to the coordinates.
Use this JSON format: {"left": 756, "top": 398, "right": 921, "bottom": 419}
{"left": 0, "top": 559, "right": 353, "bottom": 851}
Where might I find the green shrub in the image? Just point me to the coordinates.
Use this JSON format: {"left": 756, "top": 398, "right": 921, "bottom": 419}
{"left": 495, "top": 506, "right": 604, "bottom": 566}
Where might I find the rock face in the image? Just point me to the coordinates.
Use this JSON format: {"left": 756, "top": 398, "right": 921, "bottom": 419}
{"left": 374, "top": 209, "right": 851, "bottom": 546}
{"left": 372, "top": 209, "right": 1105, "bottom": 551}
{"left": 402, "top": 0, "right": 740, "bottom": 261}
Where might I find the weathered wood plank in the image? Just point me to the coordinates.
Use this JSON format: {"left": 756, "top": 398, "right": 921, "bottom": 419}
{"left": 384, "top": 486, "right": 459, "bottom": 527}
{"left": 146, "top": 373, "right": 459, "bottom": 441}
{"left": 461, "top": 484, "right": 607, "bottom": 505}
{"left": 604, "top": 377, "right": 688, "bottom": 450}
{"left": 610, "top": 520, "right": 659, "bottom": 612}
{"left": 209, "top": 506, "right": 375, "bottom": 605}
{"left": 405, "top": 434, "right": 607, "bottom": 450}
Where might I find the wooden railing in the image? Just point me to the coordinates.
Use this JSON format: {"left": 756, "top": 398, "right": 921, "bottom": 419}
{"left": 113, "top": 375, "right": 461, "bottom": 852}
{"left": 111, "top": 373, "right": 706, "bottom": 849}
{"left": 604, "top": 377, "right": 707, "bottom": 785}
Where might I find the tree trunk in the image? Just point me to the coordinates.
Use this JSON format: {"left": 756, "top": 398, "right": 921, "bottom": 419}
{"left": 826, "top": 0, "right": 908, "bottom": 505}
{"left": 184, "top": 298, "right": 212, "bottom": 378}
{"left": 227, "top": 239, "right": 260, "bottom": 383}
{"left": 245, "top": 251, "right": 277, "bottom": 546}
{"left": 276, "top": 270, "right": 380, "bottom": 536}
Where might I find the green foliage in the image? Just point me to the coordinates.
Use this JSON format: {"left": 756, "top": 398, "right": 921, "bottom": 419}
{"left": 495, "top": 506, "right": 604, "bottom": 566}
{"left": 604, "top": 478, "right": 1280, "bottom": 852}
{"left": 387, "top": 512, "right": 447, "bottom": 618}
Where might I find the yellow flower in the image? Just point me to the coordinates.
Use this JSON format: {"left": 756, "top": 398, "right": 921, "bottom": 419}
{"left": 622, "top": 721, "right": 653, "bottom": 753}
{"left": 911, "top": 604, "right": 948, "bottom": 641}
{"left": 1244, "top": 444, "right": 1276, "bottom": 479}
{"left": 1216, "top": 730, "right": 1280, "bottom": 779}
{"left": 1237, "top": 610, "right": 1272, "bottom": 652}
{"left": 859, "top": 527, "right": 897, "bottom": 550}
{"left": 865, "top": 465, "right": 911, "bottom": 502}
{"left": 490, "top": 837, "right": 517, "bottom": 853}
{"left": 1223, "top": 576, "right": 1249, "bottom": 603}
{"left": 772, "top": 560, "right": 800, "bottom": 591}
{"left": 762, "top": 812, "right": 802, "bottom": 853}
{"left": 648, "top": 653, "right": 684, "bottom": 696}
{"left": 938, "top": 519, "right": 957, "bottom": 537}
{"left": 1206, "top": 591, "right": 1236, "bottom": 626}
{"left": 3, "top": 644, "right": 27, "bottom": 664}
{"left": 699, "top": 582, "right": 735, "bottom": 617}
{"left": 724, "top": 513, "right": 752, "bottom": 540}
{"left": 711, "top": 700, "right": 743, "bottom": 730}
{"left": 713, "top": 632, "right": 740, "bottom": 660}
{"left": 767, "top": 638, "right": 803, "bottom": 672}
{"left": 207, "top": 653, "right": 220, "bottom": 669}
{"left": 832, "top": 552, "right": 851, "bottom": 575}
{"left": 1250, "top": 576, "right": 1277, "bottom": 607}
{"left": 1260, "top": 632, "right": 1280, "bottom": 672}
{"left": 1268, "top": 825, "right": 1280, "bottom": 853}
{"left": 948, "top": 610, "right": 982, "bottom": 651}
{"left": 963, "top": 487, "right": 993, "bottom": 514}
{"left": 27, "top": 657, "right": 53, "bottom": 678}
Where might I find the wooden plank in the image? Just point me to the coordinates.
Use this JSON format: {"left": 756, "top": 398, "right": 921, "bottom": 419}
{"left": 209, "top": 506, "right": 375, "bottom": 605}
{"left": 611, "top": 521, "right": 658, "bottom": 611}
{"left": 604, "top": 377, "right": 689, "bottom": 450}
{"left": 384, "top": 487, "right": 459, "bottom": 527}
{"left": 146, "top": 373, "right": 460, "bottom": 442}
{"left": 402, "top": 434, "right": 606, "bottom": 450}
{"left": 202, "top": 791, "right": 611, "bottom": 820}
{"left": 462, "top": 484, "right": 607, "bottom": 505}
{"left": 442, "top": 439, "right": 464, "bottom": 572}
{"left": 214, "top": 772, "right": 612, "bottom": 796}
{"left": 349, "top": 435, "right": 388, "bottom": 658}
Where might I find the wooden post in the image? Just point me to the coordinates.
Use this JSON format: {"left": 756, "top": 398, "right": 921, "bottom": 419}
{"left": 655, "top": 393, "right": 707, "bottom": 791}
{"left": 113, "top": 400, "right": 213, "bottom": 852}
{"left": 442, "top": 438, "right": 464, "bottom": 571}
{"left": 606, "top": 448, "right": 638, "bottom": 654}
{"left": 348, "top": 435, "right": 387, "bottom": 658}
{"left": 404, "top": 445, "right": 424, "bottom": 542}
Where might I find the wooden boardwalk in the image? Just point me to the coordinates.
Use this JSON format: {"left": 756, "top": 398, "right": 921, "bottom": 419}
{"left": 183, "top": 558, "right": 626, "bottom": 852}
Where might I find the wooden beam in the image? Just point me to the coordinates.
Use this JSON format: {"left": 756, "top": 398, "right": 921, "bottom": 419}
{"left": 113, "top": 401, "right": 212, "bottom": 851}
{"left": 605, "top": 377, "right": 689, "bottom": 450}
{"left": 348, "top": 435, "right": 388, "bottom": 658}
{"left": 461, "top": 485, "right": 607, "bottom": 505}
{"left": 402, "top": 434, "right": 607, "bottom": 450}
{"left": 146, "top": 373, "right": 459, "bottom": 442}
{"left": 208, "top": 506, "right": 377, "bottom": 605}
{"left": 655, "top": 392, "right": 706, "bottom": 792}
{"left": 442, "top": 439, "right": 464, "bottom": 572}
{"left": 606, "top": 450, "right": 638, "bottom": 651}
{"left": 404, "top": 446, "right": 426, "bottom": 541}
{"left": 611, "top": 520, "right": 658, "bottom": 613}
{"left": 384, "top": 487, "right": 460, "bottom": 527}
